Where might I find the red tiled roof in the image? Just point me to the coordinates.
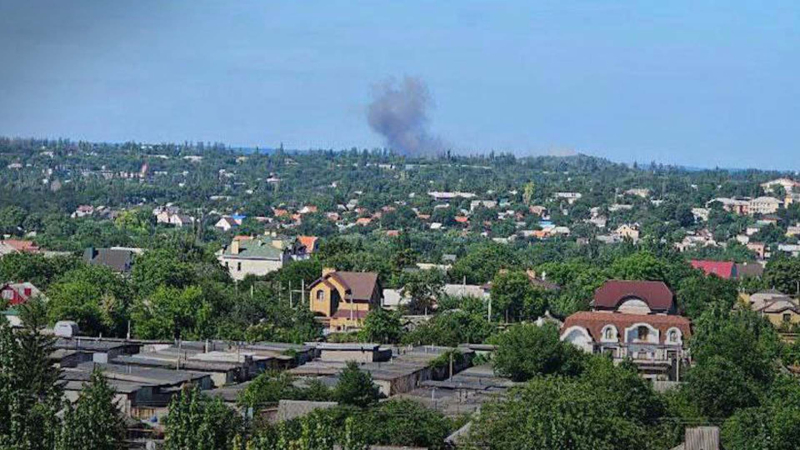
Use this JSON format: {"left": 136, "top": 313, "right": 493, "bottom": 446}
{"left": 593, "top": 280, "right": 674, "bottom": 312}
{"left": 1, "top": 240, "right": 39, "bottom": 253}
{"left": 455, "top": 216, "right": 469, "bottom": 223}
{"left": 297, "top": 236, "right": 318, "bottom": 252}
{"left": 562, "top": 311, "right": 691, "bottom": 344}
{"left": 690, "top": 260, "right": 735, "bottom": 279}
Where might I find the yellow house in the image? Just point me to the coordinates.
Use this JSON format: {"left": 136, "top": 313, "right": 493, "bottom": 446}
{"left": 308, "top": 269, "right": 383, "bottom": 331}
{"left": 743, "top": 290, "right": 800, "bottom": 329}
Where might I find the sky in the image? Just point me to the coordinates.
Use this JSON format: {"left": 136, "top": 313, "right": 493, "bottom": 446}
{"left": 1, "top": 1, "right": 799, "bottom": 169}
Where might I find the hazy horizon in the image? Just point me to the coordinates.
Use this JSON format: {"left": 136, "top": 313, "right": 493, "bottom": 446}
{"left": 2, "top": 1, "right": 799, "bottom": 170}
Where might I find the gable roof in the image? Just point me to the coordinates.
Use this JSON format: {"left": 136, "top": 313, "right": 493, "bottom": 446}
{"left": 297, "top": 236, "right": 319, "bottom": 253}
{"left": 690, "top": 260, "right": 736, "bottom": 279}
{"left": 309, "top": 271, "right": 380, "bottom": 301}
{"left": 735, "top": 262, "right": 764, "bottom": 279}
{"left": 83, "top": 248, "right": 134, "bottom": 273}
{"left": 593, "top": 280, "right": 674, "bottom": 312}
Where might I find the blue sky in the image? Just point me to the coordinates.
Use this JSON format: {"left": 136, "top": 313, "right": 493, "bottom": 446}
{"left": 1, "top": 1, "right": 799, "bottom": 169}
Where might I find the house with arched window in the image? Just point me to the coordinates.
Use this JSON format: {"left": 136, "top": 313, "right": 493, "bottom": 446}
{"left": 560, "top": 280, "right": 691, "bottom": 381}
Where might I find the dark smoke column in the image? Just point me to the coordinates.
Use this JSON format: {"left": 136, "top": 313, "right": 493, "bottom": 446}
{"left": 367, "top": 76, "right": 444, "bottom": 157}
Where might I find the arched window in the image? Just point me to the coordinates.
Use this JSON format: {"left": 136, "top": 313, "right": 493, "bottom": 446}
{"left": 666, "top": 327, "right": 682, "bottom": 344}
{"left": 316, "top": 290, "right": 325, "bottom": 301}
{"left": 637, "top": 326, "right": 649, "bottom": 341}
{"left": 601, "top": 325, "right": 617, "bottom": 342}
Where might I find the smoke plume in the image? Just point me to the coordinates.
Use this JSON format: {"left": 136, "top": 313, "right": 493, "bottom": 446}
{"left": 367, "top": 76, "right": 444, "bottom": 156}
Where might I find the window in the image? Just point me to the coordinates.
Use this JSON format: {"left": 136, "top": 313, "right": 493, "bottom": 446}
{"left": 602, "top": 325, "right": 616, "bottom": 341}
{"left": 316, "top": 290, "right": 325, "bottom": 301}
{"left": 637, "top": 326, "right": 649, "bottom": 341}
{"left": 1, "top": 290, "right": 12, "bottom": 300}
{"left": 784, "top": 313, "right": 792, "bottom": 323}
{"left": 237, "top": 262, "right": 242, "bottom": 272}
{"left": 668, "top": 330, "right": 678, "bottom": 343}
{"left": 23, "top": 288, "right": 31, "bottom": 297}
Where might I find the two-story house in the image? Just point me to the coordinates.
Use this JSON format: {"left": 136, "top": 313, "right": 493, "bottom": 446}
{"left": 561, "top": 280, "right": 691, "bottom": 381}
{"left": 308, "top": 269, "right": 382, "bottom": 331}
{"left": 217, "top": 236, "right": 291, "bottom": 281}
{"left": 0, "top": 282, "right": 43, "bottom": 306}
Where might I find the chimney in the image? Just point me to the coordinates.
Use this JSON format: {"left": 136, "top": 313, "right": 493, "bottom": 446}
{"left": 322, "top": 267, "right": 336, "bottom": 277}
{"left": 231, "top": 240, "right": 240, "bottom": 255}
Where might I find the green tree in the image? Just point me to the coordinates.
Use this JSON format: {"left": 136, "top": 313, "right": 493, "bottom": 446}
{"left": 402, "top": 309, "right": 494, "bottom": 347}
{"left": 682, "top": 355, "right": 760, "bottom": 419}
{"left": 467, "top": 374, "right": 661, "bottom": 450}
{"left": 237, "top": 370, "right": 300, "bottom": 410}
{"left": 360, "top": 308, "right": 404, "bottom": 344}
{"left": 130, "top": 249, "right": 196, "bottom": 298}
{"left": 676, "top": 273, "right": 738, "bottom": 320}
{"left": 491, "top": 323, "right": 584, "bottom": 381}
{"left": 163, "top": 385, "right": 242, "bottom": 450}
{"left": 334, "top": 361, "right": 381, "bottom": 408}
{"left": 361, "top": 399, "right": 455, "bottom": 449}
{"left": 0, "top": 299, "right": 62, "bottom": 450}
{"left": 132, "top": 285, "right": 210, "bottom": 340}
{"left": 401, "top": 268, "right": 445, "bottom": 314}
{"left": 46, "top": 264, "right": 132, "bottom": 336}
{"left": 764, "top": 257, "right": 800, "bottom": 296}
{"left": 57, "top": 369, "right": 126, "bottom": 450}
{"left": 491, "top": 270, "right": 546, "bottom": 322}
{"left": 450, "top": 243, "right": 519, "bottom": 284}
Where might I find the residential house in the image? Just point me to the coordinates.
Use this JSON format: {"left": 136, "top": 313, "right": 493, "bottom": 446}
{"left": 215, "top": 216, "right": 239, "bottom": 231}
{"left": 778, "top": 244, "right": 800, "bottom": 258}
{"left": 71, "top": 205, "right": 95, "bottom": 218}
{"left": 670, "top": 427, "right": 721, "bottom": 450}
{"left": 561, "top": 280, "right": 691, "bottom": 381}
{"left": 690, "top": 260, "right": 736, "bottom": 279}
{"left": 83, "top": 247, "right": 135, "bottom": 274}
{"left": 707, "top": 197, "right": 749, "bottom": 215}
{"left": 744, "top": 290, "right": 800, "bottom": 329}
{"left": 428, "top": 191, "right": 476, "bottom": 201}
{"left": 308, "top": 269, "right": 382, "bottom": 331}
{"left": 555, "top": 192, "right": 582, "bottom": 204}
{"left": 529, "top": 205, "right": 548, "bottom": 217}
{"left": 691, "top": 208, "right": 709, "bottom": 222}
{"left": 747, "top": 242, "right": 767, "bottom": 260}
{"left": 761, "top": 178, "right": 799, "bottom": 194}
{"left": 153, "top": 206, "right": 180, "bottom": 224}
{"left": 217, "top": 235, "right": 292, "bottom": 281}
{"left": 0, "top": 282, "right": 43, "bottom": 306}
{"left": 748, "top": 196, "right": 782, "bottom": 215}
{"left": 624, "top": 188, "right": 650, "bottom": 198}
{"left": 786, "top": 223, "right": 800, "bottom": 237}
{"left": 169, "top": 214, "right": 195, "bottom": 227}
{"left": 469, "top": 200, "right": 497, "bottom": 211}
{"left": 0, "top": 239, "right": 40, "bottom": 256}
{"left": 294, "top": 236, "right": 320, "bottom": 259}
{"left": 614, "top": 224, "right": 640, "bottom": 243}
{"left": 588, "top": 216, "right": 607, "bottom": 229}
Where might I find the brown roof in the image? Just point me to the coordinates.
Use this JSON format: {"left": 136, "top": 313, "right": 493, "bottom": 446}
{"left": 562, "top": 311, "right": 691, "bottom": 344}
{"left": 331, "top": 309, "right": 369, "bottom": 319}
{"left": 309, "top": 271, "right": 380, "bottom": 301}
{"left": 593, "top": 280, "right": 674, "bottom": 312}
